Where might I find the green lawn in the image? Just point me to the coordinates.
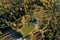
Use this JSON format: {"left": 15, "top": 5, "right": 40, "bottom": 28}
{"left": 17, "top": 23, "right": 35, "bottom": 37}
{"left": 0, "top": 31, "right": 3, "bottom": 37}
{"left": 19, "top": 23, "right": 35, "bottom": 37}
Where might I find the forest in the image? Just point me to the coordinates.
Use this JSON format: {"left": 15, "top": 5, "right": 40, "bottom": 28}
{"left": 0, "top": 0, "right": 60, "bottom": 40}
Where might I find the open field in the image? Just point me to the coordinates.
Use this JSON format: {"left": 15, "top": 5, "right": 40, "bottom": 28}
{"left": 17, "top": 23, "right": 35, "bottom": 37}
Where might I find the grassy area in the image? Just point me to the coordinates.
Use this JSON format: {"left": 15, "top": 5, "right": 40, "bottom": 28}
{"left": 0, "top": 31, "right": 3, "bottom": 37}
{"left": 19, "top": 23, "right": 35, "bottom": 37}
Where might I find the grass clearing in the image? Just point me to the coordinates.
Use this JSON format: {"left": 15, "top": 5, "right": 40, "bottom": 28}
{"left": 19, "top": 23, "right": 35, "bottom": 37}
